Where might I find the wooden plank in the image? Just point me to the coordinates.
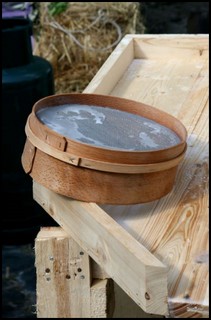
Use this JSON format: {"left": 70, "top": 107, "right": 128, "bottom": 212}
{"left": 93, "top": 35, "right": 209, "bottom": 317}
{"left": 35, "top": 227, "right": 114, "bottom": 318}
{"left": 35, "top": 227, "right": 91, "bottom": 318}
{"left": 33, "top": 182, "right": 168, "bottom": 316}
{"left": 91, "top": 260, "right": 109, "bottom": 280}
{"left": 132, "top": 34, "right": 208, "bottom": 59}
{"left": 84, "top": 36, "right": 134, "bottom": 95}
{"left": 102, "top": 101, "right": 209, "bottom": 316}
{"left": 110, "top": 56, "right": 208, "bottom": 118}
{"left": 33, "top": 35, "right": 208, "bottom": 317}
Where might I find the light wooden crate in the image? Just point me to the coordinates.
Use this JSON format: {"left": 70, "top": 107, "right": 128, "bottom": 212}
{"left": 34, "top": 34, "right": 208, "bottom": 318}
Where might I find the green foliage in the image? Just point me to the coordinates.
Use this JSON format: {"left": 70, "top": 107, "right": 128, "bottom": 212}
{"left": 48, "top": 2, "right": 68, "bottom": 16}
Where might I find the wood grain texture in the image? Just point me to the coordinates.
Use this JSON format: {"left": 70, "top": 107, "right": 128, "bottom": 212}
{"left": 33, "top": 182, "right": 168, "bottom": 316}
{"left": 28, "top": 146, "right": 180, "bottom": 204}
{"left": 35, "top": 227, "right": 114, "bottom": 318}
{"left": 32, "top": 35, "right": 208, "bottom": 317}
{"left": 21, "top": 90, "right": 187, "bottom": 203}
{"left": 25, "top": 122, "right": 186, "bottom": 174}
{"left": 90, "top": 279, "right": 115, "bottom": 318}
{"left": 35, "top": 227, "right": 91, "bottom": 318}
{"left": 86, "top": 35, "right": 208, "bottom": 318}
{"left": 84, "top": 36, "right": 134, "bottom": 95}
{"left": 90, "top": 260, "right": 109, "bottom": 280}
{"left": 132, "top": 35, "right": 208, "bottom": 60}
{"left": 21, "top": 139, "right": 36, "bottom": 174}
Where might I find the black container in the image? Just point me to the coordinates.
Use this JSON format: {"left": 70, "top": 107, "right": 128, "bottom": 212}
{"left": 2, "top": 18, "right": 57, "bottom": 244}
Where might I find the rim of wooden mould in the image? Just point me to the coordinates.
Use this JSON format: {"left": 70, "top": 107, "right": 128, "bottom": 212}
{"left": 26, "top": 93, "right": 187, "bottom": 172}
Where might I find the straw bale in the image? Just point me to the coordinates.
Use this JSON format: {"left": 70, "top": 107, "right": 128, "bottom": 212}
{"left": 34, "top": 2, "right": 145, "bottom": 93}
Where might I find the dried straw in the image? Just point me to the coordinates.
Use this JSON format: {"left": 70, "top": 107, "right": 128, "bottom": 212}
{"left": 34, "top": 2, "right": 145, "bottom": 93}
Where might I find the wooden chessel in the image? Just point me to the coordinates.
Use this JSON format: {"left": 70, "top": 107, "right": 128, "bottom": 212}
{"left": 22, "top": 93, "right": 187, "bottom": 204}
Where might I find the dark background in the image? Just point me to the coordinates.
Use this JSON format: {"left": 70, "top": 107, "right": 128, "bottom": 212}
{"left": 2, "top": 2, "right": 209, "bottom": 318}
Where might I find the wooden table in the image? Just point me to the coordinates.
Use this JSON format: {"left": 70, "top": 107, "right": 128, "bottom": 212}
{"left": 34, "top": 35, "right": 209, "bottom": 318}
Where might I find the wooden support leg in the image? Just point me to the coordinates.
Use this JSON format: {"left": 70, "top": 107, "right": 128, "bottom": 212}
{"left": 35, "top": 227, "right": 114, "bottom": 318}
{"left": 33, "top": 181, "right": 168, "bottom": 316}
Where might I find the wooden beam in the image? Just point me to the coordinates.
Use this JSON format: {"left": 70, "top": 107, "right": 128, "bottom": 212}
{"left": 91, "top": 260, "right": 109, "bottom": 280}
{"left": 35, "top": 227, "right": 114, "bottom": 318}
{"left": 102, "top": 35, "right": 209, "bottom": 318}
{"left": 35, "top": 227, "right": 91, "bottom": 318}
{"left": 84, "top": 36, "right": 134, "bottom": 95}
{"left": 33, "top": 181, "right": 168, "bottom": 315}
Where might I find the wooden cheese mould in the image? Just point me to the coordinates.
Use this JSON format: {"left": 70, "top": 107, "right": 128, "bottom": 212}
{"left": 21, "top": 93, "right": 187, "bottom": 204}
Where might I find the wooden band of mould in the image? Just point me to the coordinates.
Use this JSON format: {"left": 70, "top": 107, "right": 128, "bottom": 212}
{"left": 25, "top": 121, "right": 187, "bottom": 174}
